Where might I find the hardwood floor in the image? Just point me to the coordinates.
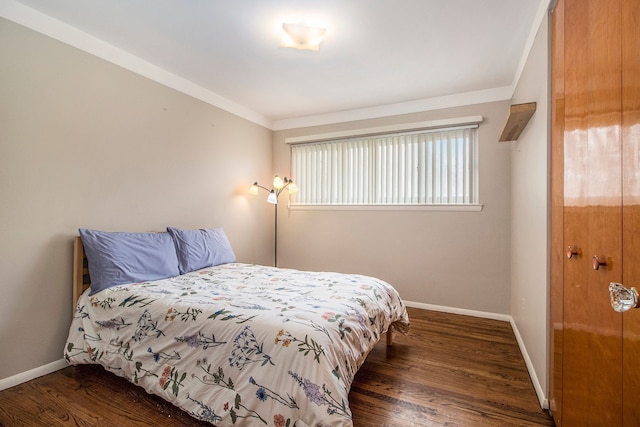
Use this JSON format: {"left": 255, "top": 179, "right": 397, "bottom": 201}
{"left": 0, "top": 308, "right": 554, "bottom": 426}
{"left": 350, "top": 308, "right": 554, "bottom": 426}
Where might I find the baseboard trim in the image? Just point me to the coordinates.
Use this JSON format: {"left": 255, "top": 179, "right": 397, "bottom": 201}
{"left": 405, "top": 300, "right": 549, "bottom": 410}
{"left": 404, "top": 300, "right": 511, "bottom": 322}
{"left": 0, "top": 359, "right": 68, "bottom": 391}
{"left": 510, "top": 318, "right": 549, "bottom": 410}
{"left": 3, "top": 303, "right": 549, "bottom": 410}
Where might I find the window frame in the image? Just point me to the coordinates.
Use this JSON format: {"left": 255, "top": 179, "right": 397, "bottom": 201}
{"left": 285, "top": 116, "right": 484, "bottom": 212}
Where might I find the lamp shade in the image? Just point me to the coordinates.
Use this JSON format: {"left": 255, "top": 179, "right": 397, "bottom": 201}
{"left": 248, "top": 182, "right": 259, "bottom": 196}
{"left": 267, "top": 190, "right": 278, "bottom": 204}
{"left": 273, "top": 175, "right": 285, "bottom": 190}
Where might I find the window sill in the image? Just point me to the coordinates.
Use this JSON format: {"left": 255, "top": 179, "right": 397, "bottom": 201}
{"left": 288, "top": 204, "right": 484, "bottom": 212}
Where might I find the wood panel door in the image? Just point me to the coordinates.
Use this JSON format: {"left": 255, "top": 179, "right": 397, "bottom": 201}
{"left": 622, "top": 1, "right": 640, "bottom": 424}
{"left": 562, "top": 0, "right": 623, "bottom": 425}
{"left": 551, "top": 0, "right": 640, "bottom": 426}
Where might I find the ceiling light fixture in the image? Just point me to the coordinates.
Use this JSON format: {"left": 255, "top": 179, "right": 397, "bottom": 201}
{"left": 280, "top": 22, "right": 326, "bottom": 51}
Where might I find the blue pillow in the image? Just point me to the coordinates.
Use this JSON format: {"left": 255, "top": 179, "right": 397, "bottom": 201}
{"left": 79, "top": 229, "right": 180, "bottom": 295}
{"left": 166, "top": 227, "right": 236, "bottom": 274}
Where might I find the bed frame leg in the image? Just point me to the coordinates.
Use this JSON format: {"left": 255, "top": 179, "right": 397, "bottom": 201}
{"left": 386, "top": 327, "right": 393, "bottom": 346}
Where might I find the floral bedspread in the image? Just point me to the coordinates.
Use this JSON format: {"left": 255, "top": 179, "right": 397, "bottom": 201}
{"left": 64, "top": 263, "right": 410, "bottom": 427}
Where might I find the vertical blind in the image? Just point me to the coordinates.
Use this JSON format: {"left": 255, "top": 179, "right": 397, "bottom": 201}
{"left": 291, "top": 126, "right": 478, "bottom": 205}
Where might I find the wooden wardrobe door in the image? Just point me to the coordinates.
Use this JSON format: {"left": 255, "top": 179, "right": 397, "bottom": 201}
{"left": 622, "top": 0, "right": 640, "bottom": 424}
{"left": 549, "top": 0, "right": 565, "bottom": 421}
{"left": 561, "top": 0, "right": 591, "bottom": 422}
{"left": 561, "top": 0, "right": 623, "bottom": 425}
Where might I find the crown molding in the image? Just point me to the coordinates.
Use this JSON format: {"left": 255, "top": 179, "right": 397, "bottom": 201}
{"left": 0, "top": 0, "right": 273, "bottom": 129}
{"left": 2, "top": 0, "right": 549, "bottom": 132}
{"left": 272, "top": 86, "right": 513, "bottom": 130}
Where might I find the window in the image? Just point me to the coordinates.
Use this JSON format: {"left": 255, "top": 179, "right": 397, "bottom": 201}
{"left": 290, "top": 125, "right": 479, "bottom": 207}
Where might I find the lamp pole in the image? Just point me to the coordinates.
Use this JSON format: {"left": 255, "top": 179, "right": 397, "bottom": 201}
{"left": 274, "top": 203, "right": 278, "bottom": 267}
{"left": 249, "top": 176, "right": 298, "bottom": 268}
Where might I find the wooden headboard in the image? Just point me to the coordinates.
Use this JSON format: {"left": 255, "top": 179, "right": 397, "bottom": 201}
{"left": 72, "top": 236, "right": 91, "bottom": 312}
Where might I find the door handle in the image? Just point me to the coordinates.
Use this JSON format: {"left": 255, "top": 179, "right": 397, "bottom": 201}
{"left": 566, "top": 246, "right": 579, "bottom": 259}
{"left": 592, "top": 255, "right": 607, "bottom": 270}
{"left": 609, "top": 282, "right": 640, "bottom": 312}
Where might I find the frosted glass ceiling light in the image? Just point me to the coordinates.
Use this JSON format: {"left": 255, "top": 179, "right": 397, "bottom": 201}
{"left": 280, "top": 22, "right": 326, "bottom": 51}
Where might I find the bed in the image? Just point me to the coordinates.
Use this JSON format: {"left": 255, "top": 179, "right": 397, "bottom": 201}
{"left": 65, "top": 228, "right": 410, "bottom": 427}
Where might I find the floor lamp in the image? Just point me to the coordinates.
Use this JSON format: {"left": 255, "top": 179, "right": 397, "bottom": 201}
{"left": 249, "top": 175, "right": 298, "bottom": 267}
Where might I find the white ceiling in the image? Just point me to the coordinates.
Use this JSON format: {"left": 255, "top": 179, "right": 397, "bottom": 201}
{"left": 2, "top": 0, "right": 547, "bottom": 129}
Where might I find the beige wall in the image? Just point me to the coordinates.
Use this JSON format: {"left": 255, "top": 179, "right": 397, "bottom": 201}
{"left": 510, "top": 14, "right": 550, "bottom": 404}
{"left": 1, "top": 12, "right": 550, "bottom": 393}
{"left": 0, "top": 18, "right": 273, "bottom": 380}
{"left": 273, "top": 101, "right": 512, "bottom": 314}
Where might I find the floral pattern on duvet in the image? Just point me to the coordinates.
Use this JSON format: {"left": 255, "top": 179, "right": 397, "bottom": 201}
{"left": 65, "top": 263, "right": 410, "bottom": 427}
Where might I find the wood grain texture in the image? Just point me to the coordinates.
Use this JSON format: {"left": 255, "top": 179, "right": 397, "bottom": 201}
{"left": 622, "top": 0, "right": 640, "bottom": 424}
{"left": 561, "top": 3, "right": 592, "bottom": 424}
{"left": 549, "top": 0, "right": 565, "bottom": 421}
{"left": 552, "top": 0, "right": 639, "bottom": 425}
{"left": 549, "top": 0, "right": 565, "bottom": 419}
{"left": 73, "top": 236, "right": 91, "bottom": 310}
{"left": 498, "top": 102, "right": 537, "bottom": 142}
{"left": 0, "top": 308, "right": 553, "bottom": 426}
{"left": 561, "top": 1, "right": 624, "bottom": 425}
